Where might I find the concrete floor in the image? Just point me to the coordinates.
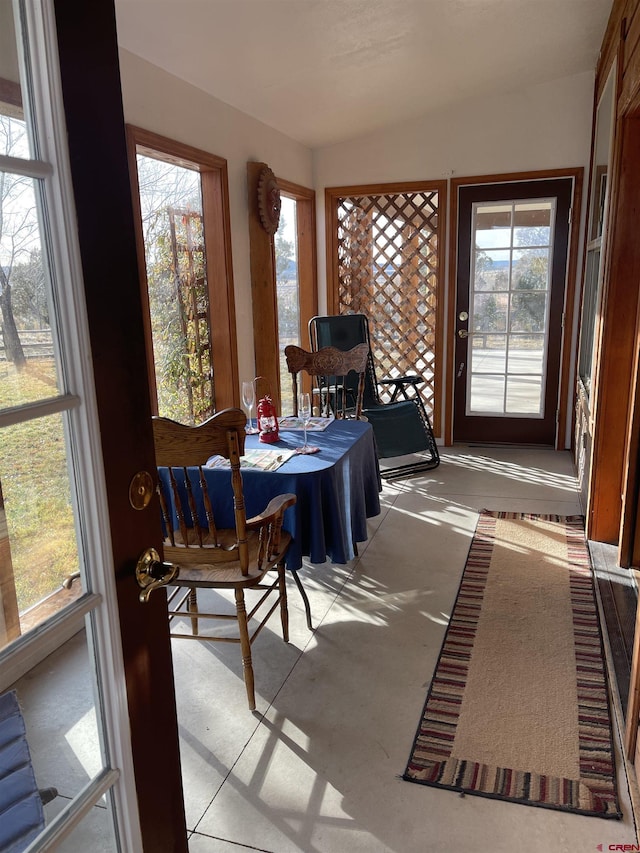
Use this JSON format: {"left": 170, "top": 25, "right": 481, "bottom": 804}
{"left": 12, "top": 446, "right": 640, "bottom": 852}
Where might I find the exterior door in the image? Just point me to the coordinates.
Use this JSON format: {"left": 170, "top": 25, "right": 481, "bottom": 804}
{"left": 0, "top": 1, "right": 187, "bottom": 850}
{"left": 454, "top": 179, "right": 573, "bottom": 444}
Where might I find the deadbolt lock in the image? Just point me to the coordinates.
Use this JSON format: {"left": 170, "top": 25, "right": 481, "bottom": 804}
{"left": 129, "top": 471, "right": 154, "bottom": 510}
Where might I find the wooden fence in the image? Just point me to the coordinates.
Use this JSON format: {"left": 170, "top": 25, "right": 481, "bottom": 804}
{"left": 0, "top": 329, "right": 54, "bottom": 360}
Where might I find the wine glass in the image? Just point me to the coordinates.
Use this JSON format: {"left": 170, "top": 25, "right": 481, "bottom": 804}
{"left": 298, "top": 392, "right": 311, "bottom": 452}
{"left": 242, "top": 380, "right": 259, "bottom": 434}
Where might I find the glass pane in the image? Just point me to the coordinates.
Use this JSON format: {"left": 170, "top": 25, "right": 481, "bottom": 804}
{"left": 578, "top": 247, "right": 601, "bottom": 395}
{"left": 0, "top": 1, "right": 32, "bottom": 160}
{"left": 9, "top": 631, "right": 117, "bottom": 850}
{"left": 474, "top": 204, "right": 511, "bottom": 249}
{"left": 506, "top": 375, "right": 543, "bottom": 414}
{"left": 137, "top": 154, "right": 213, "bottom": 425}
{"left": 276, "top": 196, "right": 299, "bottom": 416}
{"left": 512, "top": 248, "right": 549, "bottom": 290}
{"left": 589, "top": 66, "right": 615, "bottom": 242}
{"left": 0, "top": 413, "right": 81, "bottom": 650}
{"left": 513, "top": 202, "right": 552, "bottom": 247}
{"left": 474, "top": 249, "right": 510, "bottom": 291}
{"left": 469, "top": 374, "right": 505, "bottom": 413}
{"left": 507, "top": 335, "right": 544, "bottom": 373}
{"left": 510, "top": 291, "right": 547, "bottom": 332}
{"left": 471, "top": 333, "right": 506, "bottom": 374}
{"left": 472, "top": 292, "right": 508, "bottom": 332}
{"left": 0, "top": 171, "right": 61, "bottom": 408}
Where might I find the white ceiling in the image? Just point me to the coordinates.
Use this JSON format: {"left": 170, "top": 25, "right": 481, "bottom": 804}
{"left": 114, "top": 0, "right": 612, "bottom": 149}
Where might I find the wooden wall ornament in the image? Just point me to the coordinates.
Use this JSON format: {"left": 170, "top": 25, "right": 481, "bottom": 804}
{"left": 257, "top": 166, "right": 281, "bottom": 235}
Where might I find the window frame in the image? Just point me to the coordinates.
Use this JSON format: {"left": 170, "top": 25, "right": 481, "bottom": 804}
{"left": 126, "top": 126, "right": 239, "bottom": 412}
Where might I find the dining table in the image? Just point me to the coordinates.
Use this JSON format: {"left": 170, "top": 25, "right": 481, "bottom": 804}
{"left": 158, "top": 418, "right": 381, "bottom": 628}
{"left": 208, "top": 418, "right": 381, "bottom": 568}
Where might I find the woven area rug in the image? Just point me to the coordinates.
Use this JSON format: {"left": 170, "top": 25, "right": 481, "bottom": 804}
{"left": 403, "top": 511, "right": 622, "bottom": 818}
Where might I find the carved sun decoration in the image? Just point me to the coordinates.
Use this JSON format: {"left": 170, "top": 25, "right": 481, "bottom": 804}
{"left": 257, "top": 166, "right": 281, "bottom": 235}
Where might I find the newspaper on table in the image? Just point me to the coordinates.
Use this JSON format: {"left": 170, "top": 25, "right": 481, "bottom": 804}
{"left": 206, "top": 447, "right": 296, "bottom": 472}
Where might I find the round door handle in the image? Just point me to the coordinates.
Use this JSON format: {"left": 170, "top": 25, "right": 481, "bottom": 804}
{"left": 458, "top": 329, "right": 469, "bottom": 339}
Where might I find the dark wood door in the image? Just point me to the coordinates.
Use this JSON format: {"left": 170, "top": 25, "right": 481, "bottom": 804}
{"left": 453, "top": 179, "right": 573, "bottom": 444}
{"left": 55, "top": 1, "right": 188, "bottom": 849}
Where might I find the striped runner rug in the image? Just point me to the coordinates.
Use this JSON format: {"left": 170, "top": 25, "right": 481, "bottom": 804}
{"left": 403, "top": 511, "right": 622, "bottom": 818}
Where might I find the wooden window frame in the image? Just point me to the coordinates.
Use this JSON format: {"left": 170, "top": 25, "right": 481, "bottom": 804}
{"left": 248, "top": 163, "right": 317, "bottom": 413}
{"left": 325, "top": 180, "right": 446, "bottom": 438}
{"left": 126, "top": 126, "right": 239, "bottom": 411}
{"left": 277, "top": 178, "right": 318, "bottom": 351}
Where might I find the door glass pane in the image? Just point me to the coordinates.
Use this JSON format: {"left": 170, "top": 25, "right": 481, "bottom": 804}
{"left": 0, "top": 413, "right": 82, "bottom": 650}
{"left": 473, "top": 292, "right": 508, "bottom": 332}
{"left": 512, "top": 248, "right": 549, "bottom": 290}
{"left": 471, "top": 334, "right": 506, "bottom": 374}
{"left": 507, "top": 334, "right": 544, "bottom": 373}
{"left": 136, "top": 153, "right": 214, "bottom": 424}
{"left": 474, "top": 205, "right": 511, "bottom": 248}
{"left": 0, "top": 1, "right": 32, "bottom": 160}
{"left": 513, "top": 202, "right": 551, "bottom": 246}
{"left": 467, "top": 199, "right": 554, "bottom": 418}
{"left": 276, "top": 196, "right": 299, "bottom": 415}
{"left": 0, "top": 172, "right": 61, "bottom": 407}
{"left": 506, "top": 375, "right": 543, "bottom": 414}
{"left": 8, "top": 631, "right": 117, "bottom": 851}
{"left": 509, "top": 292, "right": 547, "bottom": 332}
{"left": 469, "top": 374, "right": 505, "bottom": 413}
{"left": 474, "top": 249, "right": 510, "bottom": 291}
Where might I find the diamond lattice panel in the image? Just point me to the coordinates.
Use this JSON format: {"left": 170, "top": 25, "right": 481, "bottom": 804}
{"left": 336, "top": 192, "right": 439, "bottom": 415}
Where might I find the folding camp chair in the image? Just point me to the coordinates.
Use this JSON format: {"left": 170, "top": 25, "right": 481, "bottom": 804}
{"left": 309, "top": 314, "right": 439, "bottom": 480}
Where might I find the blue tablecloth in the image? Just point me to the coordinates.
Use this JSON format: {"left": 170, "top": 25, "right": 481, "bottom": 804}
{"left": 159, "top": 420, "right": 381, "bottom": 570}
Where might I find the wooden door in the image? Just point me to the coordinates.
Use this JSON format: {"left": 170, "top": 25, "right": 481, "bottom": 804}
{"left": 453, "top": 179, "right": 573, "bottom": 444}
{"left": 54, "top": 1, "right": 188, "bottom": 849}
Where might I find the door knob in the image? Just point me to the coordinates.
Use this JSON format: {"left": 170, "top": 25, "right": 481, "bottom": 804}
{"left": 136, "top": 547, "right": 179, "bottom": 603}
{"left": 458, "top": 329, "right": 469, "bottom": 339}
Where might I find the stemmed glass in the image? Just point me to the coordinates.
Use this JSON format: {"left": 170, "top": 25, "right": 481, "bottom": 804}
{"left": 242, "top": 380, "right": 259, "bottom": 434}
{"left": 296, "top": 392, "right": 315, "bottom": 454}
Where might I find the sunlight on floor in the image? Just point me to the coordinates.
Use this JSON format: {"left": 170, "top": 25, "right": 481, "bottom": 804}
{"left": 11, "top": 445, "right": 639, "bottom": 853}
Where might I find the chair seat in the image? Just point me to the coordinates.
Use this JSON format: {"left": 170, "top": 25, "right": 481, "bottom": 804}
{"left": 163, "top": 529, "right": 292, "bottom": 587}
{"left": 363, "top": 400, "right": 433, "bottom": 458}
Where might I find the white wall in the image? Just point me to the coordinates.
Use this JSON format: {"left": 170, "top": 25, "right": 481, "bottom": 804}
{"left": 117, "top": 49, "right": 314, "bottom": 386}
{"left": 313, "top": 70, "right": 595, "bottom": 443}
{"left": 314, "top": 70, "right": 595, "bottom": 298}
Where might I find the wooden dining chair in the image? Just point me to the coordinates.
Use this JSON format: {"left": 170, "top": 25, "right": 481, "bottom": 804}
{"left": 153, "top": 408, "right": 297, "bottom": 711}
{"left": 284, "top": 343, "right": 370, "bottom": 419}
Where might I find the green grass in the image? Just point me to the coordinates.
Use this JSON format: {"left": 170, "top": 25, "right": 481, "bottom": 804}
{"left": 0, "top": 358, "right": 79, "bottom": 613}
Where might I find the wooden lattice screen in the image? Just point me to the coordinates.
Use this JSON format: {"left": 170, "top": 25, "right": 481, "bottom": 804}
{"left": 168, "top": 207, "right": 214, "bottom": 423}
{"left": 334, "top": 188, "right": 442, "bottom": 422}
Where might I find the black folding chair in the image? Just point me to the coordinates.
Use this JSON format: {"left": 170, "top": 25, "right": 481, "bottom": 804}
{"left": 309, "top": 314, "right": 439, "bottom": 480}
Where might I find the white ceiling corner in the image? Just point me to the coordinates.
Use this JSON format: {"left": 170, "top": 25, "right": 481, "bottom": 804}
{"left": 114, "top": 0, "right": 613, "bottom": 149}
